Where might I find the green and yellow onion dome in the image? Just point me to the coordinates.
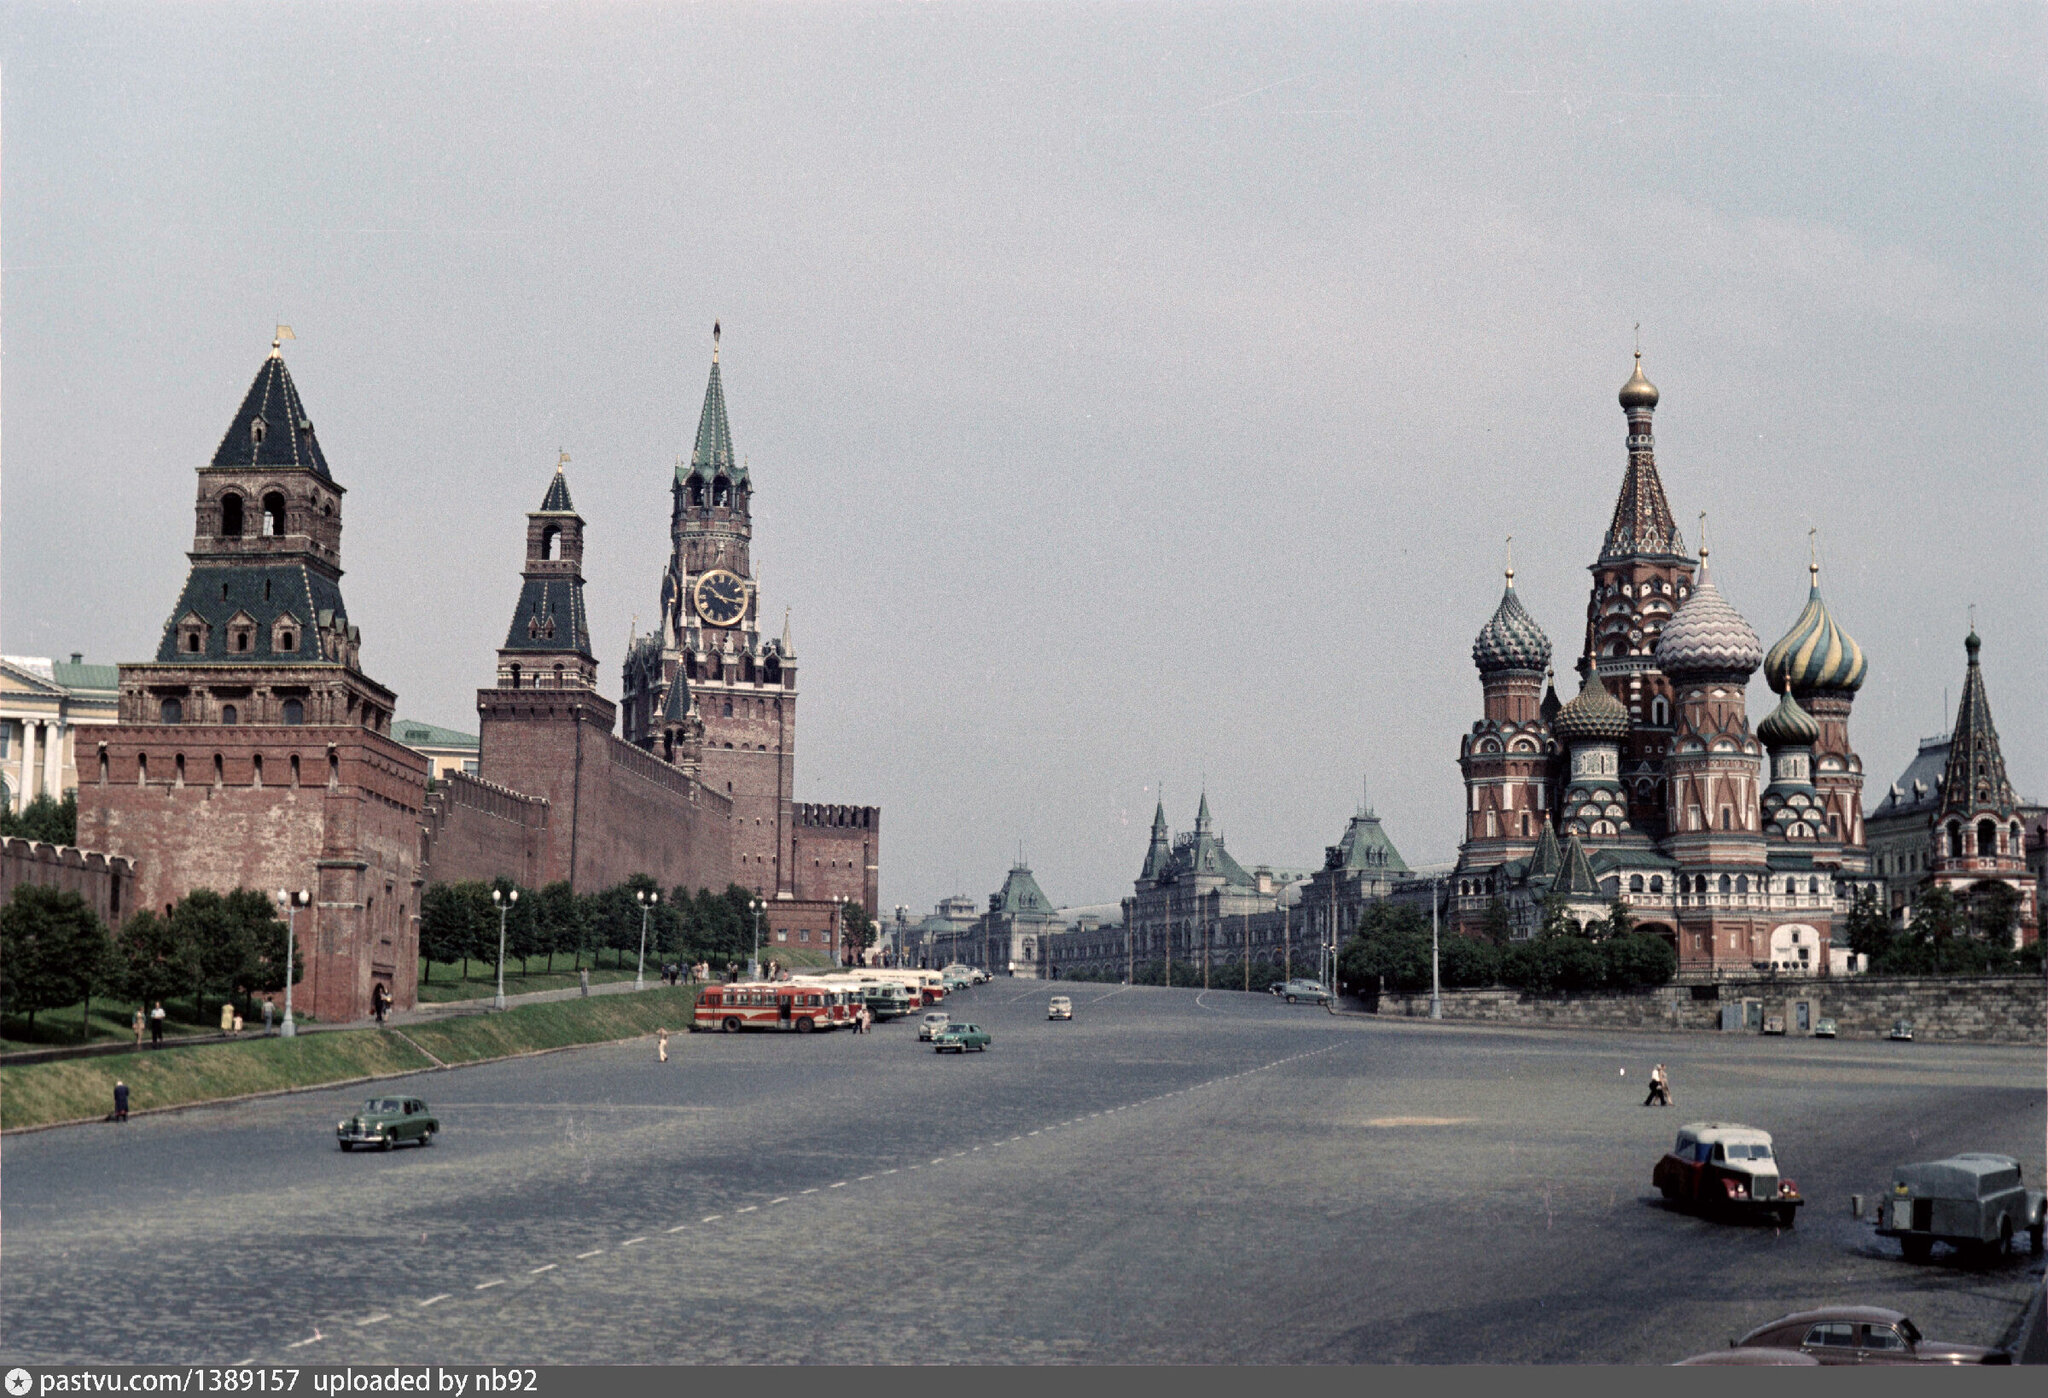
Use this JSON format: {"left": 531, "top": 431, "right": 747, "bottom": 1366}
{"left": 1653, "top": 563, "right": 1762, "bottom": 678}
{"left": 1756, "top": 689, "right": 1822, "bottom": 749}
{"left": 1552, "top": 671, "right": 1632, "bottom": 743}
{"left": 1764, "top": 570, "right": 1866, "bottom": 694}
{"left": 1472, "top": 579, "right": 1552, "bottom": 674}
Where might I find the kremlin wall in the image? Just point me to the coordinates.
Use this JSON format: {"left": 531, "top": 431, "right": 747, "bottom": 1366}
{"left": 74, "top": 332, "right": 877, "bottom": 1023}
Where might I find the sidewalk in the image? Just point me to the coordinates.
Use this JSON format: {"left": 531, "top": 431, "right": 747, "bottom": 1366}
{"left": 0, "top": 976, "right": 689, "bottom": 1068}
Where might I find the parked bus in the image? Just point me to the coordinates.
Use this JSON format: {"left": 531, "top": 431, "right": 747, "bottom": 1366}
{"left": 692, "top": 982, "right": 851, "bottom": 1033}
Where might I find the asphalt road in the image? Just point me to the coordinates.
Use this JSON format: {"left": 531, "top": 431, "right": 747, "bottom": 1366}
{"left": 3, "top": 983, "right": 2042, "bottom": 1364}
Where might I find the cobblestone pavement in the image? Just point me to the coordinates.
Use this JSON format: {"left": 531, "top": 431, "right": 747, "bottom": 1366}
{"left": 3, "top": 984, "right": 2041, "bottom": 1364}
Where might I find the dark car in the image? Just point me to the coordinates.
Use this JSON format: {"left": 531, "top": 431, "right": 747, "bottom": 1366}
{"left": 338, "top": 1096, "right": 438, "bottom": 1151}
{"left": 932, "top": 1022, "right": 990, "bottom": 1053}
{"left": 1736, "top": 1307, "right": 2010, "bottom": 1365}
{"left": 1651, "top": 1122, "right": 1802, "bottom": 1226}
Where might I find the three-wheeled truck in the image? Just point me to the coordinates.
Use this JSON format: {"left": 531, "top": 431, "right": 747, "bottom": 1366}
{"left": 1876, "top": 1153, "right": 2045, "bottom": 1261}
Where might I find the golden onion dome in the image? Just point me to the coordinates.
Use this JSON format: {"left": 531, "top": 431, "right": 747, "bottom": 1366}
{"left": 1764, "top": 563, "right": 1867, "bottom": 694}
{"left": 1619, "top": 352, "right": 1659, "bottom": 410}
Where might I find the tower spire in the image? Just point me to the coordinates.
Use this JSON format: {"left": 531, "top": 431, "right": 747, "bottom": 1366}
{"left": 1603, "top": 350, "right": 1684, "bottom": 560}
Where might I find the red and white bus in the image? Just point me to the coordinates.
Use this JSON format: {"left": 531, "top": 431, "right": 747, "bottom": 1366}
{"left": 692, "top": 982, "right": 852, "bottom": 1033}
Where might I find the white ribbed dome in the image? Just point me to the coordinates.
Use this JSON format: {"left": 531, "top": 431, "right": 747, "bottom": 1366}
{"left": 1655, "top": 563, "right": 1762, "bottom": 677}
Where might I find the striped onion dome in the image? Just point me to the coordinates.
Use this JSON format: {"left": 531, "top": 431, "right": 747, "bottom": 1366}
{"left": 1472, "top": 578, "right": 1552, "bottom": 675}
{"left": 1552, "top": 670, "right": 1632, "bottom": 743}
{"left": 1654, "top": 561, "right": 1762, "bottom": 678}
{"left": 1764, "top": 566, "right": 1867, "bottom": 694}
{"left": 1757, "top": 689, "right": 1821, "bottom": 748}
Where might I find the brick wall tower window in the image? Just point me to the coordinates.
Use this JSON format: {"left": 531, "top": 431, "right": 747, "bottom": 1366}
{"left": 221, "top": 493, "right": 245, "bottom": 536}
{"left": 261, "top": 492, "right": 287, "bottom": 537}
{"left": 282, "top": 698, "right": 304, "bottom": 725}
{"left": 161, "top": 697, "right": 183, "bottom": 724}
{"left": 222, "top": 704, "right": 239, "bottom": 724}
{"left": 542, "top": 526, "right": 560, "bottom": 560}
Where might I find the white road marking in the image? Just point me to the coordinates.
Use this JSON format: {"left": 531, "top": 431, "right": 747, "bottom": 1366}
{"left": 419, "top": 1294, "right": 451, "bottom": 1307}
{"left": 621, "top": 1237, "right": 646, "bottom": 1247}
{"left": 286, "top": 1335, "right": 322, "bottom": 1350}
{"left": 883, "top": 1168, "right": 898, "bottom": 1175}
{"left": 576, "top": 1248, "right": 605, "bottom": 1258}
{"left": 857, "top": 1175, "right": 873, "bottom": 1181}
{"left": 357, "top": 1314, "right": 390, "bottom": 1326}
{"left": 769, "top": 1197, "right": 789, "bottom": 1205}
{"left": 530, "top": 1264, "right": 556, "bottom": 1274}
{"left": 800, "top": 1188, "right": 819, "bottom": 1195}
{"left": 1028, "top": 1130, "right": 1040, "bottom": 1136}
{"left": 474, "top": 1280, "right": 505, "bottom": 1290}
{"left": 830, "top": 1181, "right": 848, "bottom": 1188}
{"left": 737, "top": 1206, "right": 758, "bottom": 1213}
{"left": 666, "top": 1225, "right": 690, "bottom": 1234}
{"left": 231, "top": 1359, "right": 256, "bottom": 1368}
{"left": 701, "top": 1214, "right": 724, "bottom": 1222}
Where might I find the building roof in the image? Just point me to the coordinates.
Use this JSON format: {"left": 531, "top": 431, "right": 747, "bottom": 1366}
{"left": 680, "top": 330, "right": 748, "bottom": 485}
{"left": 1757, "top": 689, "right": 1821, "bottom": 749}
{"left": 1138, "top": 800, "right": 1171, "bottom": 881}
{"left": 394, "top": 720, "right": 479, "bottom": 751}
{"left": 539, "top": 468, "right": 575, "bottom": 513}
{"left": 1553, "top": 670, "right": 1631, "bottom": 743}
{"left": 662, "top": 672, "right": 692, "bottom": 722}
{"left": 993, "top": 863, "right": 1057, "bottom": 916}
{"left": 208, "top": 350, "right": 332, "bottom": 481}
{"left": 155, "top": 563, "right": 347, "bottom": 664}
{"left": 51, "top": 657, "right": 119, "bottom": 693}
{"left": 499, "top": 576, "right": 593, "bottom": 658}
{"left": 1557, "top": 833, "right": 1603, "bottom": 897}
{"left": 1936, "top": 631, "right": 2018, "bottom": 820}
{"left": 1331, "top": 810, "right": 1409, "bottom": 873}
{"left": 1869, "top": 735, "right": 1950, "bottom": 822}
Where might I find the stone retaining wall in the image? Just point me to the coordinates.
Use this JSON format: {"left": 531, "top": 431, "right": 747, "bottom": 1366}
{"left": 1376, "top": 974, "right": 2044, "bottom": 1045}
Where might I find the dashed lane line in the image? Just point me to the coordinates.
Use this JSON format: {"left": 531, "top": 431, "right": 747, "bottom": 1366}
{"left": 701, "top": 1214, "right": 723, "bottom": 1222}
{"left": 419, "top": 1295, "right": 451, "bottom": 1308}
{"left": 474, "top": 1280, "right": 505, "bottom": 1291}
{"left": 576, "top": 1248, "right": 605, "bottom": 1258}
{"left": 286, "top": 1335, "right": 322, "bottom": 1350}
{"left": 621, "top": 1237, "right": 647, "bottom": 1247}
{"left": 530, "top": 1264, "right": 556, "bottom": 1274}
{"left": 800, "top": 1188, "right": 818, "bottom": 1194}
{"left": 358, "top": 1314, "right": 390, "bottom": 1326}
{"left": 768, "top": 1197, "right": 789, "bottom": 1206}
{"left": 830, "top": 1181, "right": 848, "bottom": 1188}
{"left": 736, "top": 1206, "right": 759, "bottom": 1213}
{"left": 666, "top": 1225, "right": 690, "bottom": 1234}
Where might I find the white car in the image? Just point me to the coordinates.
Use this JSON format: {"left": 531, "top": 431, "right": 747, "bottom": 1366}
{"left": 1047, "top": 996, "right": 1072, "bottom": 1021}
{"left": 917, "top": 1011, "right": 951, "bottom": 1041}
{"left": 971, "top": 968, "right": 991, "bottom": 984}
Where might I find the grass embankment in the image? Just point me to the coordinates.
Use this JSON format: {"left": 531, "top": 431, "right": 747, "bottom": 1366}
{"left": 0, "top": 985, "right": 699, "bottom": 1133}
{"left": 2, "top": 1003, "right": 215, "bottom": 1053}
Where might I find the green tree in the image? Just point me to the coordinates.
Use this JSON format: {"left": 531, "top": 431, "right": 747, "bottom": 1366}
{"left": 116, "top": 909, "right": 195, "bottom": 1014}
{"left": 1479, "top": 897, "right": 1513, "bottom": 947}
{"left": 1598, "top": 899, "right": 1635, "bottom": 942}
{"left": 1969, "top": 881, "right": 2021, "bottom": 946}
{"left": 839, "top": 902, "right": 874, "bottom": 963}
{"left": 1601, "top": 932, "right": 1677, "bottom": 988}
{"left": 1437, "top": 934, "right": 1501, "bottom": 989}
{"left": 169, "top": 889, "right": 265, "bottom": 1023}
{"left": 1537, "top": 891, "right": 1577, "bottom": 939}
{"left": 1, "top": 791, "right": 78, "bottom": 845}
{"left": 1841, "top": 885, "right": 1892, "bottom": 963}
{"left": 1, "top": 885, "right": 112, "bottom": 1037}
{"left": 1340, "top": 901, "right": 1432, "bottom": 994}
{"left": 533, "top": 881, "right": 584, "bottom": 970}
{"left": 1500, "top": 936, "right": 1605, "bottom": 993}
{"left": 418, "top": 884, "right": 472, "bottom": 980}
{"left": 225, "top": 888, "right": 297, "bottom": 1014}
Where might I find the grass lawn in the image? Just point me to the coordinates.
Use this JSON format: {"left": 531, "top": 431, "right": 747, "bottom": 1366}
{"left": 1, "top": 984, "right": 700, "bottom": 1132}
{"left": 1, "top": 1000, "right": 317, "bottom": 1054}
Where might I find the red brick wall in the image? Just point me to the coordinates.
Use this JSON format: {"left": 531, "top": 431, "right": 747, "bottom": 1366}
{"left": 760, "top": 898, "right": 852, "bottom": 960}
{"left": 78, "top": 723, "right": 427, "bottom": 1023}
{"left": 1, "top": 839, "right": 138, "bottom": 930}
{"left": 791, "top": 803, "right": 878, "bottom": 915}
{"left": 419, "top": 773, "right": 549, "bottom": 890}
{"left": 696, "top": 682, "right": 795, "bottom": 895}
{"left": 477, "top": 690, "right": 733, "bottom": 896}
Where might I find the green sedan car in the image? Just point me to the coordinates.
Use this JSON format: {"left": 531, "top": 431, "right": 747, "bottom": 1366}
{"left": 932, "top": 1022, "right": 991, "bottom": 1054}
{"left": 338, "top": 1096, "right": 438, "bottom": 1151}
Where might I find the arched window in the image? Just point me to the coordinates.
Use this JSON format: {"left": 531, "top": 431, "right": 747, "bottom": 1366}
{"left": 1977, "top": 818, "right": 1998, "bottom": 857}
{"left": 221, "top": 494, "right": 245, "bottom": 537}
{"left": 252, "top": 753, "right": 263, "bottom": 786}
{"left": 1629, "top": 875, "right": 1644, "bottom": 893}
{"left": 1650, "top": 695, "right": 1668, "bottom": 726}
{"left": 277, "top": 629, "right": 296, "bottom": 652}
{"left": 289, "top": 754, "right": 301, "bottom": 787}
{"left": 160, "top": 697, "right": 183, "bottom": 724}
{"left": 1809, "top": 876, "right": 1820, "bottom": 895}
{"left": 281, "top": 698, "right": 304, "bottom": 725}
{"left": 186, "top": 632, "right": 203, "bottom": 653}
{"left": 98, "top": 747, "right": 109, "bottom": 784}
{"left": 1721, "top": 807, "right": 1733, "bottom": 831}
{"left": 713, "top": 475, "right": 731, "bottom": 507}
{"left": 1735, "top": 875, "right": 1749, "bottom": 894}
{"left": 689, "top": 477, "right": 705, "bottom": 507}
{"left": 213, "top": 753, "right": 224, "bottom": 786}
{"left": 541, "top": 526, "right": 560, "bottom": 560}
{"left": 509, "top": 665, "right": 521, "bottom": 690}
{"left": 1718, "top": 874, "right": 1732, "bottom": 894}
{"left": 174, "top": 753, "right": 186, "bottom": 785}
{"left": 723, "top": 699, "right": 734, "bottom": 717}
{"left": 553, "top": 664, "right": 564, "bottom": 688}
{"left": 1649, "top": 876, "right": 1664, "bottom": 894}
{"left": 222, "top": 704, "right": 239, "bottom": 725}
{"left": 261, "top": 492, "right": 287, "bottom": 536}
{"left": 1947, "top": 822, "right": 1964, "bottom": 858}
{"left": 2014, "top": 821, "right": 2026, "bottom": 856}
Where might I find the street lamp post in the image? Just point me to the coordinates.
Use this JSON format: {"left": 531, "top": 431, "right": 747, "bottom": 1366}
{"left": 831, "top": 894, "right": 845, "bottom": 966}
{"left": 274, "top": 889, "right": 307, "bottom": 1037}
{"left": 634, "top": 889, "right": 659, "bottom": 990}
{"left": 1430, "top": 876, "right": 1444, "bottom": 1021}
{"left": 491, "top": 887, "right": 519, "bottom": 1010}
{"left": 749, "top": 898, "right": 765, "bottom": 980}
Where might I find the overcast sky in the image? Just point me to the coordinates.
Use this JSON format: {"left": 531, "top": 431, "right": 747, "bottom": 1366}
{"left": 4, "top": 2, "right": 2042, "bottom": 917}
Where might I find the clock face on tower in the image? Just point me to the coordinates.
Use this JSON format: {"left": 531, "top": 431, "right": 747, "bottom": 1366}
{"left": 692, "top": 569, "right": 748, "bottom": 627}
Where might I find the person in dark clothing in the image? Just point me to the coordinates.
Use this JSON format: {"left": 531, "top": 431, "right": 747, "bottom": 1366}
{"left": 1643, "top": 1063, "right": 1671, "bottom": 1107}
{"left": 148, "top": 1002, "right": 166, "bottom": 1046}
{"left": 113, "top": 1080, "right": 130, "bottom": 1122}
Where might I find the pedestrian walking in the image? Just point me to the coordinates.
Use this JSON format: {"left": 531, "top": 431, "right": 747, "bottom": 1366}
{"left": 858, "top": 1004, "right": 871, "bottom": 1035}
{"left": 148, "top": 1002, "right": 166, "bottom": 1047}
{"left": 372, "top": 983, "right": 390, "bottom": 1025}
{"left": 112, "top": 1079, "right": 130, "bottom": 1122}
{"left": 262, "top": 998, "right": 275, "bottom": 1035}
{"left": 1643, "top": 1063, "right": 1671, "bottom": 1107}
{"left": 657, "top": 1027, "right": 669, "bottom": 1063}
{"left": 132, "top": 1007, "right": 145, "bottom": 1048}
